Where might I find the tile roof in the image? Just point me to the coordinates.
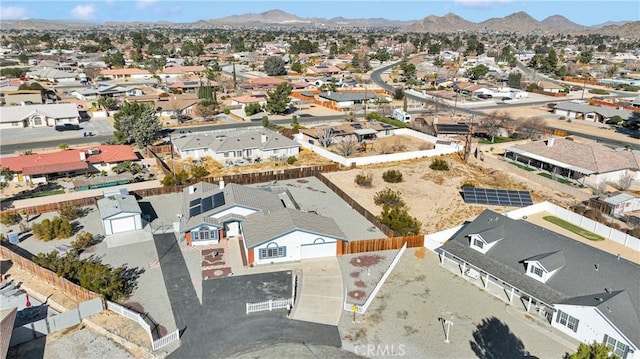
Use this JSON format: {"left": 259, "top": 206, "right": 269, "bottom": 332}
{"left": 507, "top": 138, "right": 640, "bottom": 174}
{"left": 439, "top": 209, "right": 640, "bottom": 347}
{"left": 162, "top": 66, "right": 205, "bottom": 75}
{"left": 0, "top": 103, "right": 79, "bottom": 123}
{"left": 99, "top": 68, "right": 151, "bottom": 76}
{"left": 97, "top": 194, "right": 142, "bottom": 219}
{"left": 242, "top": 208, "right": 346, "bottom": 248}
{"left": 0, "top": 145, "right": 137, "bottom": 175}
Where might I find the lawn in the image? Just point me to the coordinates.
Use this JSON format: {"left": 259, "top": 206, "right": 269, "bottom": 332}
{"left": 479, "top": 136, "right": 515, "bottom": 144}
{"left": 543, "top": 216, "right": 605, "bottom": 241}
{"left": 537, "top": 172, "right": 573, "bottom": 185}
{"left": 4, "top": 189, "right": 66, "bottom": 202}
{"left": 507, "top": 161, "right": 536, "bottom": 172}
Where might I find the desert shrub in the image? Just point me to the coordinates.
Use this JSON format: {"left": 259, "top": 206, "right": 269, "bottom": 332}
{"left": 31, "top": 217, "right": 73, "bottom": 241}
{"left": 429, "top": 158, "right": 450, "bottom": 171}
{"left": 223, "top": 108, "right": 230, "bottom": 115}
{"left": 382, "top": 169, "right": 403, "bottom": 183}
{"left": 379, "top": 206, "right": 422, "bottom": 235}
{"left": 588, "top": 88, "right": 609, "bottom": 95}
{"left": 374, "top": 188, "right": 405, "bottom": 208}
{"left": 58, "top": 205, "right": 82, "bottom": 221}
{"left": 1, "top": 212, "right": 19, "bottom": 226}
{"left": 71, "top": 232, "right": 97, "bottom": 253}
{"left": 559, "top": 116, "right": 566, "bottom": 121}
{"left": 32, "top": 251, "right": 142, "bottom": 301}
{"left": 461, "top": 182, "right": 475, "bottom": 188}
{"left": 355, "top": 172, "right": 373, "bottom": 187}
{"left": 286, "top": 156, "right": 297, "bottom": 165}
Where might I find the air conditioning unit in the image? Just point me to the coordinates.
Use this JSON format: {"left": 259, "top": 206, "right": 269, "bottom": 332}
{"left": 87, "top": 148, "right": 100, "bottom": 155}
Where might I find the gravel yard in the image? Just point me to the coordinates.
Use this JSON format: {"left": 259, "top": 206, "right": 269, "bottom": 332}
{"left": 338, "top": 249, "right": 399, "bottom": 306}
{"left": 338, "top": 248, "right": 579, "bottom": 359}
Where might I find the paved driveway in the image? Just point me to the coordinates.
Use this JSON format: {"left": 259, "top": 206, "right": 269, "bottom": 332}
{"left": 152, "top": 233, "right": 345, "bottom": 358}
{"left": 292, "top": 257, "right": 344, "bottom": 326}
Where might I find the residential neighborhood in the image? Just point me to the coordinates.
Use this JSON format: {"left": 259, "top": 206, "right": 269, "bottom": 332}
{"left": 1, "top": 3, "right": 639, "bottom": 359}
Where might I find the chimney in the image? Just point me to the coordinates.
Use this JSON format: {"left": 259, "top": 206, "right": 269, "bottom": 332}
{"left": 79, "top": 151, "right": 86, "bottom": 161}
{"left": 219, "top": 180, "right": 225, "bottom": 189}
{"left": 261, "top": 134, "right": 267, "bottom": 143}
{"left": 547, "top": 137, "right": 555, "bottom": 147}
{"left": 188, "top": 185, "right": 196, "bottom": 194}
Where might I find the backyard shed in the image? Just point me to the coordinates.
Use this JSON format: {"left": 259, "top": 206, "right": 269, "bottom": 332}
{"left": 97, "top": 194, "right": 143, "bottom": 235}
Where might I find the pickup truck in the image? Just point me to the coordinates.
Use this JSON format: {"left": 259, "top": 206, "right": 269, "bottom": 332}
{"left": 55, "top": 123, "right": 80, "bottom": 131}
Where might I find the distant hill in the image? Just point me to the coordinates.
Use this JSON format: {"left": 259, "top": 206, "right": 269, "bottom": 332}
{"left": 0, "top": 10, "right": 636, "bottom": 37}
{"left": 541, "top": 15, "right": 586, "bottom": 31}
{"left": 403, "top": 13, "right": 477, "bottom": 33}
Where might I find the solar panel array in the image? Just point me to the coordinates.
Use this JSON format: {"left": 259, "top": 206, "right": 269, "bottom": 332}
{"left": 188, "top": 192, "right": 226, "bottom": 217}
{"left": 463, "top": 187, "right": 533, "bottom": 207}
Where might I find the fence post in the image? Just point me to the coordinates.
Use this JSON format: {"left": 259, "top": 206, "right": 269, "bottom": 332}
{"left": 268, "top": 300, "right": 272, "bottom": 311}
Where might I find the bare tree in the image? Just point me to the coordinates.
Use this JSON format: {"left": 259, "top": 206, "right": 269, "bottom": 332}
{"left": 516, "top": 117, "right": 545, "bottom": 140}
{"left": 335, "top": 136, "right": 360, "bottom": 157}
{"left": 618, "top": 172, "right": 634, "bottom": 191}
{"left": 481, "top": 111, "right": 509, "bottom": 143}
{"left": 592, "top": 180, "right": 607, "bottom": 195}
{"left": 316, "top": 128, "right": 335, "bottom": 148}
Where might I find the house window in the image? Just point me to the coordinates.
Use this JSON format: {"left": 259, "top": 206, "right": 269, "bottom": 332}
{"left": 473, "top": 237, "right": 484, "bottom": 249}
{"left": 193, "top": 228, "right": 216, "bottom": 241}
{"left": 224, "top": 152, "right": 230, "bottom": 158}
{"left": 235, "top": 151, "right": 242, "bottom": 157}
{"left": 259, "top": 245, "right": 286, "bottom": 259}
{"left": 556, "top": 310, "right": 579, "bottom": 332}
{"left": 604, "top": 335, "right": 630, "bottom": 358}
{"left": 530, "top": 265, "right": 544, "bottom": 277}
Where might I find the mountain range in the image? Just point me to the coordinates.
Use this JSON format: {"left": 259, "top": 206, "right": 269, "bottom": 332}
{"left": 1, "top": 10, "right": 637, "bottom": 37}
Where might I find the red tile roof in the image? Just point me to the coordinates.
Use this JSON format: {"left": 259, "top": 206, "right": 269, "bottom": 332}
{"left": 0, "top": 145, "right": 137, "bottom": 175}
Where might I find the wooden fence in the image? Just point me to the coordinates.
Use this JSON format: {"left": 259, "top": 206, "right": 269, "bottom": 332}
{"left": 2, "top": 196, "right": 99, "bottom": 216}
{"left": 588, "top": 98, "right": 640, "bottom": 112}
{"left": 133, "top": 164, "right": 340, "bottom": 198}
{"left": 341, "top": 235, "right": 424, "bottom": 255}
{"left": 145, "top": 147, "right": 173, "bottom": 177}
{"left": 146, "top": 144, "right": 173, "bottom": 155}
{"left": 0, "top": 243, "right": 97, "bottom": 302}
{"left": 314, "top": 172, "right": 396, "bottom": 237}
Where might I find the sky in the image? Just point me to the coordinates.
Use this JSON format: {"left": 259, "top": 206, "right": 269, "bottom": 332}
{"left": 0, "top": 0, "right": 638, "bottom": 26}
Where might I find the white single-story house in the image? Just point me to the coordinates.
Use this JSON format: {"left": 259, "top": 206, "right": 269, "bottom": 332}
{"left": 242, "top": 208, "right": 346, "bottom": 265}
{"left": 589, "top": 192, "right": 640, "bottom": 218}
{"left": 72, "top": 84, "right": 143, "bottom": 101}
{"left": 179, "top": 181, "right": 347, "bottom": 264}
{"left": 504, "top": 138, "right": 640, "bottom": 188}
{"left": 0, "top": 103, "right": 80, "bottom": 129}
{"left": 554, "top": 102, "right": 632, "bottom": 123}
{"left": 171, "top": 129, "right": 300, "bottom": 162}
{"left": 538, "top": 81, "right": 564, "bottom": 93}
{"left": 317, "top": 91, "right": 377, "bottom": 109}
{"left": 437, "top": 209, "right": 640, "bottom": 359}
{"left": 26, "top": 68, "right": 77, "bottom": 83}
{"left": 97, "top": 194, "right": 143, "bottom": 235}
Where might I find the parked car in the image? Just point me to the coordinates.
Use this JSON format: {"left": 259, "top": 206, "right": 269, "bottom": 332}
{"left": 477, "top": 94, "right": 492, "bottom": 99}
{"left": 55, "top": 123, "right": 80, "bottom": 131}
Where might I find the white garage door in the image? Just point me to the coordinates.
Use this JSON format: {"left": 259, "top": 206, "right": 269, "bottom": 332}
{"left": 300, "top": 240, "right": 336, "bottom": 259}
{"left": 110, "top": 216, "right": 136, "bottom": 234}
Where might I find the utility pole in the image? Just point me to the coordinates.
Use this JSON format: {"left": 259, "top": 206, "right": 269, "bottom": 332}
{"left": 464, "top": 114, "right": 474, "bottom": 162}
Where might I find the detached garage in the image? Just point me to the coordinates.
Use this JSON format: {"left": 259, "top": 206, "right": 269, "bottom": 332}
{"left": 97, "top": 194, "right": 143, "bottom": 235}
{"left": 241, "top": 208, "right": 347, "bottom": 266}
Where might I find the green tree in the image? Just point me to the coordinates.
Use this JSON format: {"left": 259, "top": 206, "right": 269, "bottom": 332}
{"left": 190, "top": 165, "right": 209, "bottom": 179}
{"left": 393, "top": 88, "right": 405, "bottom": 100}
{"left": 58, "top": 143, "right": 69, "bottom": 150}
{"left": 18, "top": 53, "right": 29, "bottom": 65}
{"left": 290, "top": 62, "right": 303, "bottom": 73}
{"left": 161, "top": 169, "right": 189, "bottom": 187}
{"left": 564, "top": 342, "right": 617, "bottom": 359}
{"left": 113, "top": 102, "right": 161, "bottom": 148}
{"left": 112, "top": 161, "right": 143, "bottom": 174}
{"left": 577, "top": 51, "right": 593, "bottom": 64}
{"left": 98, "top": 96, "right": 118, "bottom": 111}
{"left": 264, "top": 56, "right": 287, "bottom": 76}
{"left": 374, "top": 188, "right": 405, "bottom": 208}
{"left": 507, "top": 72, "right": 522, "bottom": 89}
{"left": 379, "top": 206, "right": 422, "bottom": 235}
{"left": 245, "top": 103, "right": 262, "bottom": 116}
{"left": 265, "top": 82, "right": 293, "bottom": 115}
{"left": 71, "top": 232, "right": 96, "bottom": 254}
{"left": 465, "top": 64, "right": 490, "bottom": 80}
{"left": 433, "top": 56, "right": 444, "bottom": 69}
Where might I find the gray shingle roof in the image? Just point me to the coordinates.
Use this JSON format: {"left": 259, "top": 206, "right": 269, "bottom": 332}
{"left": 477, "top": 226, "right": 504, "bottom": 244}
{"left": 554, "top": 102, "right": 632, "bottom": 120}
{"left": 97, "top": 195, "right": 142, "bottom": 219}
{"left": 439, "top": 209, "right": 640, "bottom": 347}
{"left": 172, "top": 129, "right": 299, "bottom": 153}
{"left": 242, "top": 208, "right": 346, "bottom": 248}
{"left": 526, "top": 251, "right": 566, "bottom": 272}
{"left": 180, "top": 182, "right": 284, "bottom": 232}
{"left": 318, "top": 91, "right": 377, "bottom": 103}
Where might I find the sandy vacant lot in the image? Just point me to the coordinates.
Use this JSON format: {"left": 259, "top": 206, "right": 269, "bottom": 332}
{"left": 324, "top": 155, "right": 581, "bottom": 233}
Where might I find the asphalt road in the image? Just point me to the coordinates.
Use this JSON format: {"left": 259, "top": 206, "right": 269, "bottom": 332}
{"left": 152, "top": 233, "right": 344, "bottom": 359}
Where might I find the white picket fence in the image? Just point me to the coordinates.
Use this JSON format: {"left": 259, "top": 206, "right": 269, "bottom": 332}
{"left": 246, "top": 298, "right": 293, "bottom": 314}
{"left": 152, "top": 329, "right": 180, "bottom": 351}
{"left": 106, "top": 300, "right": 180, "bottom": 351}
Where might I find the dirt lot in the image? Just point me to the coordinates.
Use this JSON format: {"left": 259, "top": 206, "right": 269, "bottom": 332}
{"left": 323, "top": 154, "right": 581, "bottom": 233}
{"left": 325, "top": 134, "right": 434, "bottom": 158}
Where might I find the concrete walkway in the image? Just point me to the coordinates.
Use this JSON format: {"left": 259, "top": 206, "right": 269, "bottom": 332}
{"left": 291, "top": 257, "right": 344, "bottom": 326}
{"left": 226, "top": 237, "right": 344, "bottom": 326}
